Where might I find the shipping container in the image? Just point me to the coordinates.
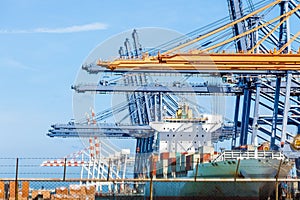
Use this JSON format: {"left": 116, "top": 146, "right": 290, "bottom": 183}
{"left": 160, "top": 152, "right": 170, "bottom": 160}
{"left": 0, "top": 181, "right": 4, "bottom": 199}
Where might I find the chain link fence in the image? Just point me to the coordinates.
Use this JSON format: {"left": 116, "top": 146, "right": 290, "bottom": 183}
{"left": 1, "top": 179, "right": 300, "bottom": 200}
{"left": 1, "top": 158, "right": 300, "bottom": 200}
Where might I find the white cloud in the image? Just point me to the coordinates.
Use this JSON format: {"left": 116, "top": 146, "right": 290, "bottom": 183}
{"left": 0, "top": 22, "right": 108, "bottom": 34}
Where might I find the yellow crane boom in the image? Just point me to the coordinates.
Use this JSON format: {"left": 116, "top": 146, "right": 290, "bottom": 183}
{"left": 98, "top": 51, "right": 300, "bottom": 71}
{"left": 96, "top": 0, "right": 300, "bottom": 72}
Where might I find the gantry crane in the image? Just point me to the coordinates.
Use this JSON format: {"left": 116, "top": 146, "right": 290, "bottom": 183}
{"left": 41, "top": 137, "right": 134, "bottom": 193}
{"left": 93, "top": 0, "right": 300, "bottom": 148}
{"left": 48, "top": 0, "right": 300, "bottom": 180}
{"left": 92, "top": 0, "right": 300, "bottom": 177}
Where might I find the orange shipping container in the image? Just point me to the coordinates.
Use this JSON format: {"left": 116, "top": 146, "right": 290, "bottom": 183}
{"left": 201, "top": 153, "right": 211, "bottom": 160}
{"left": 32, "top": 190, "right": 51, "bottom": 199}
{"left": 0, "top": 181, "right": 4, "bottom": 199}
{"left": 85, "top": 185, "right": 96, "bottom": 195}
{"left": 22, "top": 181, "right": 29, "bottom": 198}
{"left": 69, "top": 185, "right": 84, "bottom": 196}
{"left": 42, "top": 190, "right": 51, "bottom": 199}
{"left": 55, "top": 187, "right": 68, "bottom": 195}
{"left": 9, "top": 182, "right": 16, "bottom": 198}
{"left": 80, "top": 186, "right": 86, "bottom": 195}
{"left": 160, "top": 152, "right": 169, "bottom": 160}
{"left": 200, "top": 153, "right": 211, "bottom": 163}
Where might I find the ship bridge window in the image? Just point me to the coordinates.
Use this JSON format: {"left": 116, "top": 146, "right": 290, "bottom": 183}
{"left": 167, "top": 134, "right": 169, "bottom": 137}
{"left": 202, "top": 135, "right": 204, "bottom": 137}
{"left": 173, "top": 135, "right": 175, "bottom": 137}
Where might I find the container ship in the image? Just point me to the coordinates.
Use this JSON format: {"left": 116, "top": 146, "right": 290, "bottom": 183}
{"left": 136, "top": 104, "right": 294, "bottom": 200}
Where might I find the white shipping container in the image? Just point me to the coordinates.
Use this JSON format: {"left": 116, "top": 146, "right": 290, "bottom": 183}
{"left": 199, "top": 146, "right": 214, "bottom": 154}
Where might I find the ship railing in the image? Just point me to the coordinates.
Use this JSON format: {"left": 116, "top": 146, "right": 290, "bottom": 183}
{"left": 213, "top": 150, "right": 285, "bottom": 162}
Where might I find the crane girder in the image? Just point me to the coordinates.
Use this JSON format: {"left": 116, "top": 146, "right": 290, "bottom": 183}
{"left": 71, "top": 84, "right": 239, "bottom": 95}
{"left": 98, "top": 52, "right": 300, "bottom": 71}
{"left": 48, "top": 123, "right": 154, "bottom": 138}
{"left": 71, "top": 82, "right": 300, "bottom": 96}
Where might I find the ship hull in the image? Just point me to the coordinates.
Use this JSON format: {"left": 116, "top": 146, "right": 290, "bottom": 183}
{"left": 145, "top": 157, "right": 293, "bottom": 200}
{"left": 146, "top": 181, "right": 274, "bottom": 200}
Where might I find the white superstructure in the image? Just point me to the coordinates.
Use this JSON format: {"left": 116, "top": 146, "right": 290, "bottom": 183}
{"left": 150, "top": 103, "right": 222, "bottom": 153}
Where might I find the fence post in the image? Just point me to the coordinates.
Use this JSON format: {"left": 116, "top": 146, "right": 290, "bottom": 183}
{"left": 149, "top": 176, "right": 153, "bottom": 200}
{"left": 275, "top": 160, "right": 282, "bottom": 200}
{"left": 63, "top": 158, "right": 67, "bottom": 181}
{"left": 113, "top": 181, "right": 116, "bottom": 200}
{"left": 107, "top": 159, "right": 111, "bottom": 181}
{"left": 15, "top": 158, "right": 19, "bottom": 200}
{"left": 234, "top": 159, "right": 241, "bottom": 181}
{"left": 194, "top": 158, "right": 199, "bottom": 181}
{"left": 275, "top": 181, "right": 279, "bottom": 200}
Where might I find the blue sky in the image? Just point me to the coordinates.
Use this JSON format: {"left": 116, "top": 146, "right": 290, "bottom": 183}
{"left": 0, "top": 0, "right": 238, "bottom": 158}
